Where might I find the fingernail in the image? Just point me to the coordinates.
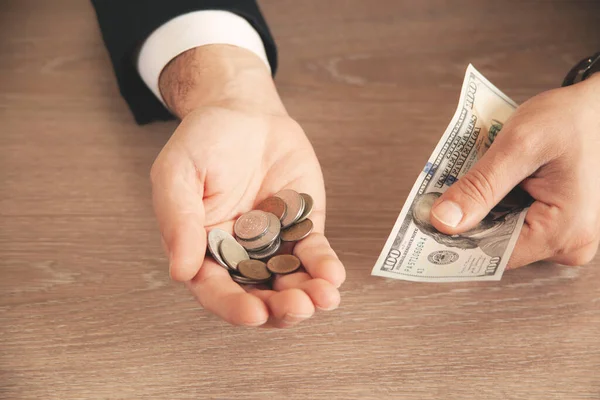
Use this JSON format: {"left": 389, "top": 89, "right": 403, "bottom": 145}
{"left": 316, "top": 304, "right": 339, "bottom": 311}
{"left": 283, "top": 313, "right": 312, "bottom": 324}
{"left": 432, "top": 201, "right": 463, "bottom": 227}
{"left": 245, "top": 319, "right": 268, "bottom": 327}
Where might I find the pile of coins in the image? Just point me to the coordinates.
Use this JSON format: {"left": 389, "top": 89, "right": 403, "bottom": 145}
{"left": 207, "top": 189, "right": 314, "bottom": 285}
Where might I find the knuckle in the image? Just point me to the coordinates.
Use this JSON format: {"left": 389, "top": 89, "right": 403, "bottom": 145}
{"left": 514, "top": 129, "right": 542, "bottom": 160}
{"left": 526, "top": 204, "right": 563, "bottom": 253}
{"left": 515, "top": 130, "right": 540, "bottom": 154}
{"left": 560, "top": 245, "right": 598, "bottom": 266}
{"left": 507, "top": 121, "right": 541, "bottom": 150}
{"left": 457, "top": 168, "right": 496, "bottom": 208}
{"left": 508, "top": 123, "right": 531, "bottom": 144}
{"left": 573, "top": 224, "right": 599, "bottom": 248}
{"left": 563, "top": 219, "right": 599, "bottom": 251}
{"left": 506, "top": 119, "right": 559, "bottom": 163}
{"left": 552, "top": 220, "right": 599, "bottom": 264}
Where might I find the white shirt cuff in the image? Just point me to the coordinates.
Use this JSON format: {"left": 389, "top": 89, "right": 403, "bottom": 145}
{"left": 137, "top": 10, "right": 271, "bottom": 106}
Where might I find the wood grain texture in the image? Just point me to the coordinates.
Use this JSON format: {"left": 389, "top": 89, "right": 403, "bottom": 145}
{"left": 1, "top": 1, "right": 600, "bottom": 399}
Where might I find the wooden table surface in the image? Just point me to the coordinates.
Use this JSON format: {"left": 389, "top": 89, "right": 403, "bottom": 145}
{"left": 2, "top": 1, "right": 600, "bottom": 399}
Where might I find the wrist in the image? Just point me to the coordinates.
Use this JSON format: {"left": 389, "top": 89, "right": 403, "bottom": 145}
{"left": 572, "top": 72, "right": 600, "bottom": 123}
{"left": 159, "top": 45, "right": 286, "bottom": 119}
{"left": 581, "top": 72, "right": 600, "bottom": 106}
{"left": 584, "top": 70, "right": 600, "bottom": 87}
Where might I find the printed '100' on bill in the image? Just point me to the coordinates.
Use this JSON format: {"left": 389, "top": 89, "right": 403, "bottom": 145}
{"left": 372, "top": 65, "right": 529, "bottom": 282}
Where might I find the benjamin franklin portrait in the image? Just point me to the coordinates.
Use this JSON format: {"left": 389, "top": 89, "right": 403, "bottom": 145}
{"left": 411, "top": 189, "right": 530, "bottom": 257}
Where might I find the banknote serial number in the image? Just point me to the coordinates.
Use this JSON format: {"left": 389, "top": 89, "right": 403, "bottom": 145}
{"left": 383, "top": 236, "right": 429, "bottom": 274}
{"left": 405, "top": 239, "right": 427, "bottom": 274}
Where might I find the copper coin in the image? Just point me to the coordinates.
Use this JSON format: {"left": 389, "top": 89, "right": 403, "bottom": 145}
{"left": 276, "top": 241, "right": 297, "bottom": 256}
{"left": 280, "top": 219, "right": 313, "bottom": 242}
{"left": 219, "top": 237, "right": 249, "bottom": 270}
{"left": 238, "top": 260, "right": 272, "bottom": 281}
{"left": 247, "top": 237, "right": 281, "bottom": 260}
{"left": 234, "top": 210, "right": 269, "bottom": 240}
{"left": 236, "top": 212, "right": 280, "bottom": 251}
{"left": 267, "top": 255, "right": 302, "bottom": 275}
{"left": 256, "top": 196, "right": 287, "bottom": 221}
{"left": 296, "top": 193, "right": 314, "bottom": 223}
{"left": 275, "top": 189, "right": 305, "bottom": 228}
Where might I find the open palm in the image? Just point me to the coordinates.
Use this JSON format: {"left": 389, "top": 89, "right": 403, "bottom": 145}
{"left": 151, "top": 106, "right": 345, "bottom": 328}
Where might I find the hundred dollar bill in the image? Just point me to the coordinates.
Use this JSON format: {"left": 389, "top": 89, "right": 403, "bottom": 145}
{"left": 372, "top": 64, "right": 529, "bottom": 282}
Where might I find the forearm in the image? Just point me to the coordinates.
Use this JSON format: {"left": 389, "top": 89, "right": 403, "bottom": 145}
{"left": 158, "top": 45, "right": 286, "bottom": 119}
{"left": 92, "top": 1, "right": 278, "bottom": 124}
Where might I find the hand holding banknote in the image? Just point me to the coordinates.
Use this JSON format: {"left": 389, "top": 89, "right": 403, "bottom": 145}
{"left": 373, "top": 66, "right": 600, "bottom": 282}
{"left": 431, "top": 73, "right": 600, "bottom": 269}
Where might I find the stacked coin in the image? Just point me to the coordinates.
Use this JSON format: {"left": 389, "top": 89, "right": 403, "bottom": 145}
{"left": 208, "top": 189, "right": 313, "bottom": 285}
{"left": 207, "top": 190, "right": 314, "bottom": 285}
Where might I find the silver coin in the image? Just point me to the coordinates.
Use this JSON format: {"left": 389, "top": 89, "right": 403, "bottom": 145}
{"left": 234, "top": 210, "right": 269, "bottom": 241}
{"left": 207, "top": 228, "right": 234, "bottom": 270}
{"left": 230, "top": 273, "right": 269, "bottom": 286}
{"left": 243, "top": 239, "right": 272, "bottom": 253}
{"left": 247, "top": 236, "right": 281, "bottom": 260}
{"left": 296, "top": 193, "right": 314, "bottom": 223}
{"left": 219, "top": 237, "right": 249, "bottom": 270}
{"left": 275, "top": 189, "right": 305, "bottom": 228}
{"left": 236, "top": 212, "right": 281, "bottom": 251}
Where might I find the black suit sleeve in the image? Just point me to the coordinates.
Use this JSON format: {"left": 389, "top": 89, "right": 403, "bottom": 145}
{"left": 91, "top": 1, "right": 277, "bottom": 125}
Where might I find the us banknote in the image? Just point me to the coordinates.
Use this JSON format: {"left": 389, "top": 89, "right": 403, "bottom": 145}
{"left": 372, "top": 65, "right": 529, "bottom": 282}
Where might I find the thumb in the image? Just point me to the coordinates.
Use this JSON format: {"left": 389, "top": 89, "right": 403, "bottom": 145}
{"left": 151, "top": 157, "right": 206, "bottom": 282}
{"left": 430, "top": 136, "right": 537, "bottom": 235}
